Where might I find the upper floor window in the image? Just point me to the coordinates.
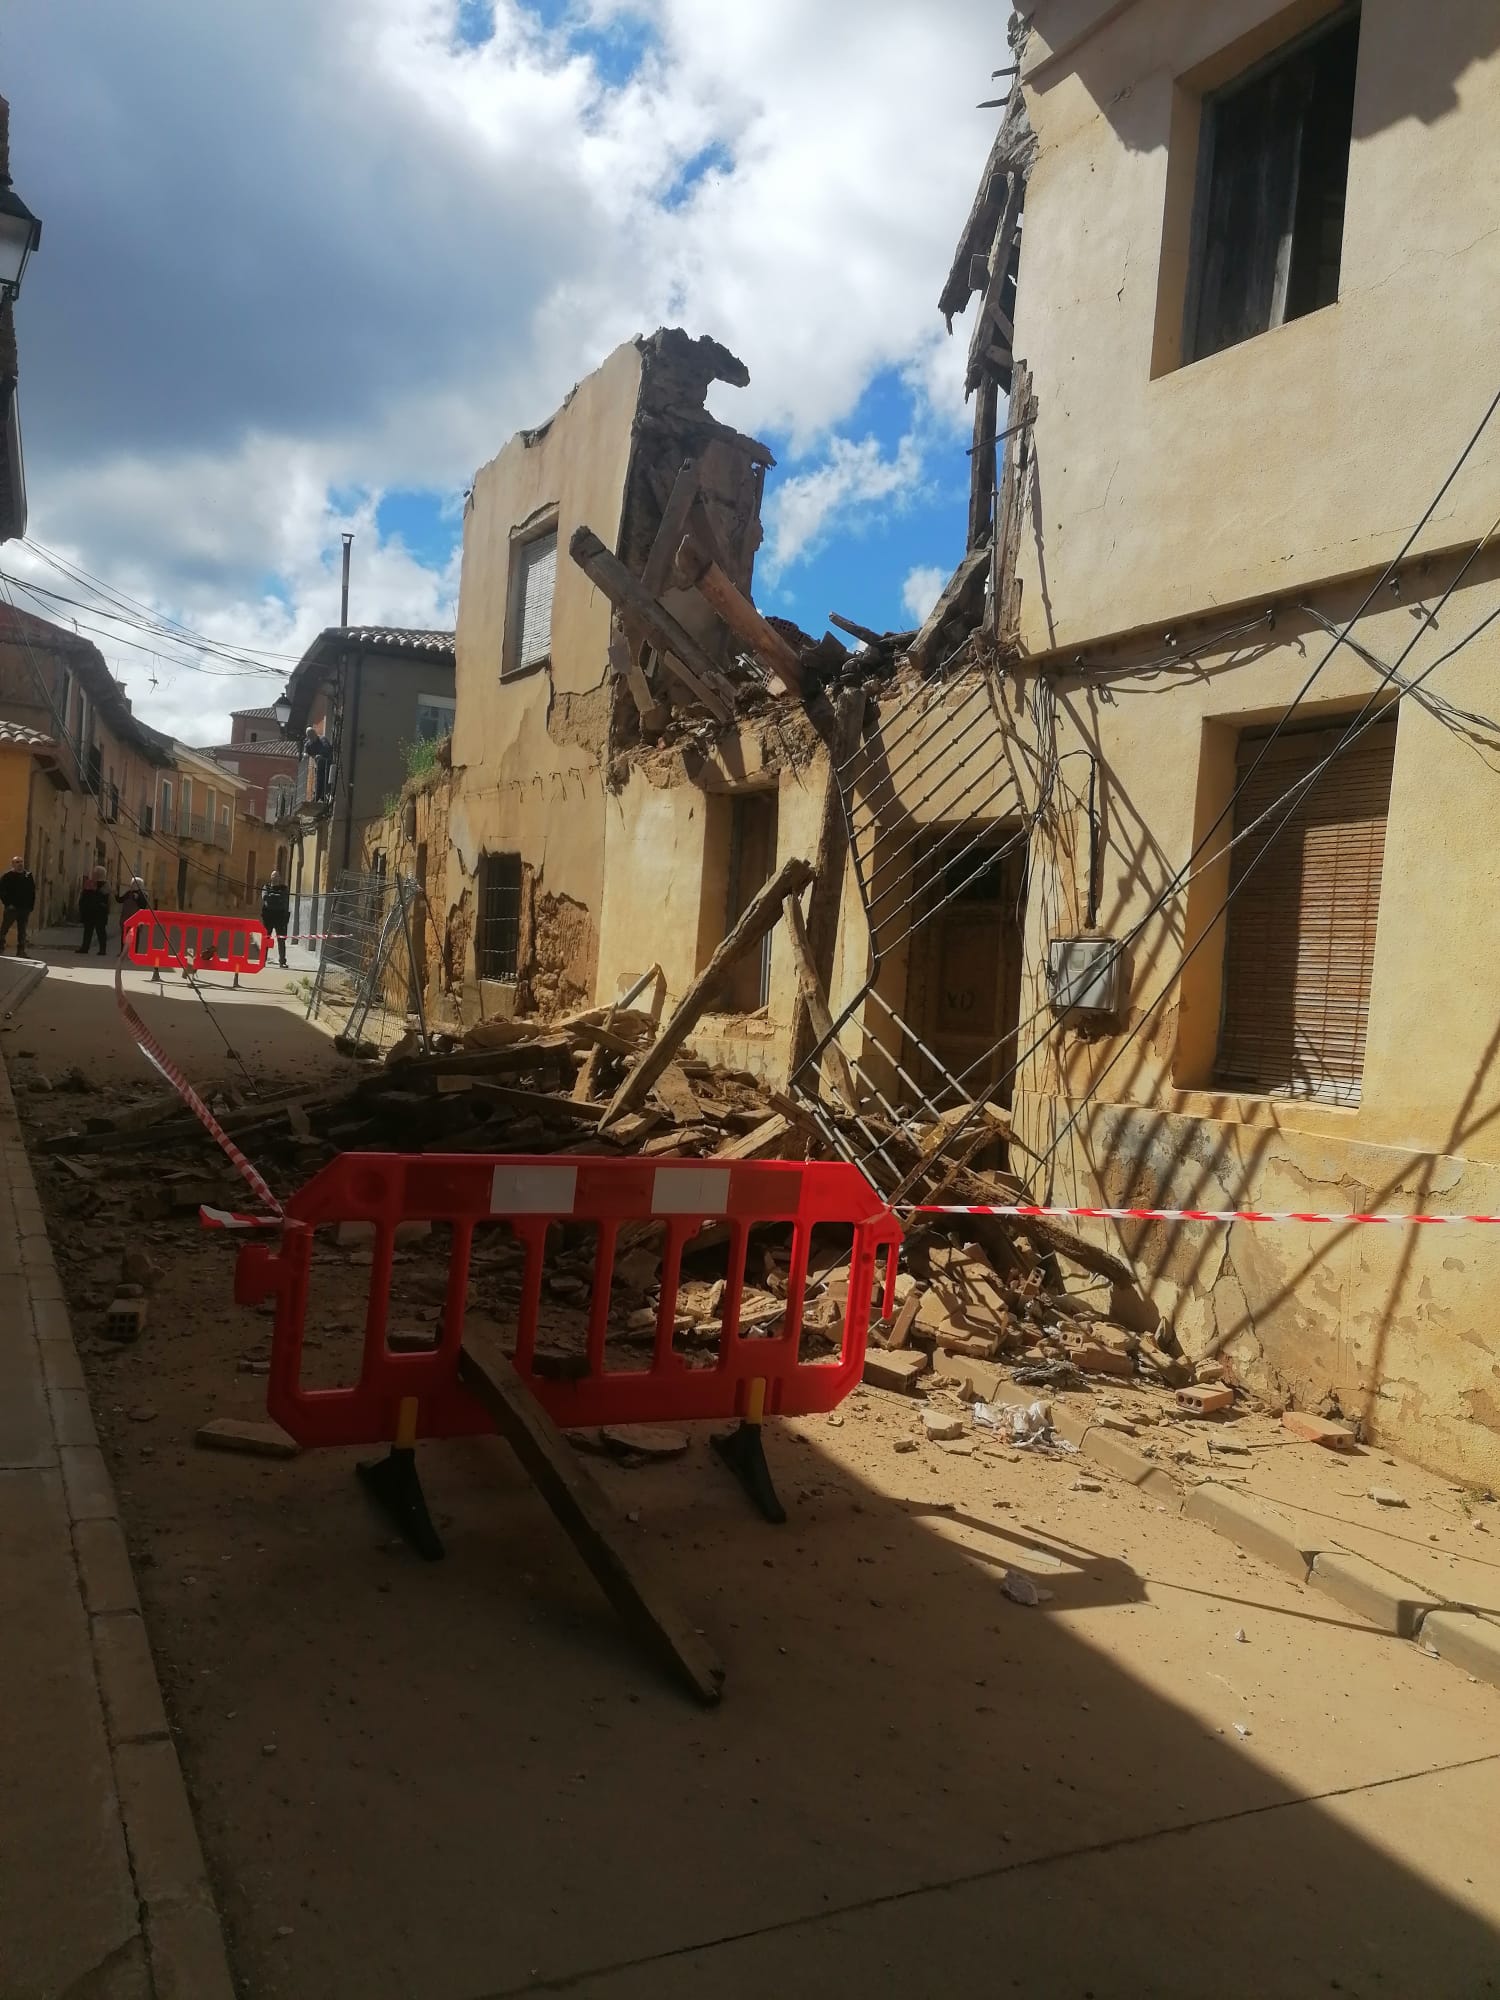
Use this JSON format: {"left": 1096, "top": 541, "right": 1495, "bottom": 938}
{"left": 1184, "top": 5, "right": 1360, "bottom": 365}
{"left": 504, "top": 521, "right": 557, "bottom": 680}
{"left": 415, "top": 692, "right": 456, "bottom": 743}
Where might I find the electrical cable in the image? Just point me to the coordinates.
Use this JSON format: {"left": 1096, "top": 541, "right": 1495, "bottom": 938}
{"left": 1026, "top": 516, "right": 1500, "bottom": 1180}
{"left": 20, "top": 536, "right": 303, "bottom": 662}
{"left": 2, "top": 573, "right": 288, "bottom": 680}
{"left": 891, "top": 380, "right": 1500, "bottom": 1190}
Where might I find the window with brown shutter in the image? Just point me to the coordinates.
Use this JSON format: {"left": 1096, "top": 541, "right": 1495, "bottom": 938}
{"left": 1215, "top": 714, "right": 1395, "bottom": 1105}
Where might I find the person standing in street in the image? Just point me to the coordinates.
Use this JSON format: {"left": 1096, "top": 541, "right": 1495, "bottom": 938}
{"left": 77, "top": 871, "right": 110, "bottom": 955}
{"left": 261, "top": 869, "right": 291, "bottom": 968}
{"left": 0, "top": 854, "right": 36, "bottom": 954}
{"left": 117, "top": 875, "right": 150, "bottom": 956}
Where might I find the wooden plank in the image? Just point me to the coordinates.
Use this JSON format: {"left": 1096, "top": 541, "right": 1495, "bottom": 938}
{"left": 968, "top": 371, "right": 1000, "bottom": 551}
{"left": 884, "top": 1288, "right": 923, "bottom": 1352}
{"left": 600, "top": 856, "right": 815, "bottom": 1129}
{"left": 782, "top": 890, "right": 859, "bottom": 1109}
{"left": 609, "top": 623, "right": 668, "bottom": 731}
{"left": 640, "top": 461, "right": 702, "bottom": 600}
{"left": 965, "top": 172, "right": 1024, "bottom": 395}
{"left": 386, "top": 1039, "right": 573, "bottom": 1081}
{"left": 907, "top": 549, "right": 990, "bottom": 674}
{"left": 787, "top": 689, "right": 865, "bottom": 1089}
{"left": 991, "top": 359, "right": 1036, "bottom": 642}
{"left": 710, "top": 1112, "right": 794, "bottom": 1162}
{"left": 456, "top": 1332, "right": 725, "bottom": 1705}
{"left": 570, "top": 526, "right": 734, "bottom": 723}
{"left": 828, "top": 613, "right": 887, "bottom": 648}
{"left": 434, "top": 1078, "right": 605, "bottom": 1123}
{"left": 673, "top": 534, "right": 804, "bottom": 694}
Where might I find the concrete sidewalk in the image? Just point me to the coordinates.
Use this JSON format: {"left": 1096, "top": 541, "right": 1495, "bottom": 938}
{"left": 0, "top": 1046, "right": 233, "bottom": 1999}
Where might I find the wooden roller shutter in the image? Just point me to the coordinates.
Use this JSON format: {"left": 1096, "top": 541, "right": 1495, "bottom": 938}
{"left": 1215, "top": 715, "right": 1395, "bottom": 1105}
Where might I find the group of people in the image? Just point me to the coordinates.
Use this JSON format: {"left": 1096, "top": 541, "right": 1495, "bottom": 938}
{"left": 74, "top": 871, "right": 152, "bottom": 955}
{"left": 1, "top": 854, "right": 293, "bottom": 966}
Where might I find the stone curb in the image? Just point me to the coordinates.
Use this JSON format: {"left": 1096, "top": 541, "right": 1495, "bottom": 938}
{"left": 1041, "top": 1390, "right": 1500, "bottom": 1695}
{"left": 3, "top": 1056, "right": 236, "bottom": 2000}
{"left": 1418, "top": 1608, "right": 1500, "bottom": 1690}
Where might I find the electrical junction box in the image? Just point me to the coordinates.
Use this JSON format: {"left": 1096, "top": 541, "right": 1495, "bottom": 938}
{"left": 1047, "top": 935, "right": 1124, "bottom": 1017}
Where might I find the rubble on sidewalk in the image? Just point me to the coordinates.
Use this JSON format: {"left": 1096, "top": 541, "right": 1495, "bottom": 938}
{"left": 23, "top": 956, "right": 1254, "bottom": 1438}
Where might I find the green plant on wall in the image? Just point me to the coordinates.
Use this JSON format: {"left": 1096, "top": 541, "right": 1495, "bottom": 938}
{"left": 404, "top": 735, "right": 443, "bottom": 782}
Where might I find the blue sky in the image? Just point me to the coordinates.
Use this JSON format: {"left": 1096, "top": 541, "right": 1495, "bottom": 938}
{"left": 1, "top": 0, "right": 1002, "bottom": 736}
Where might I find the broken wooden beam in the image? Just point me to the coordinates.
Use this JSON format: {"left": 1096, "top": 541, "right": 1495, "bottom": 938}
{"left": 965, "top": 171, "right": 1024, "bottom": 396}
{"left": 673, "top": 533, "right": 804, "bottom": 694}
{"left": 828, "top": 612, "right": 887, "bottom": 648}
{"left": 992, "top": 360, "right": 1037, "bottom": 641}
{"left": 906, "top": 548, "right": 991, "bottom": 674}
{"left": 968, "top": 371, "right": 1000, "bottom": 551}
{"left": 609, "top": 622, "right": 669, "bottom": 732}
{"left": 710, "top": 1112, "right": 794, "bottom": 1162}
{"left": 787, "top": 688, "right": 864, "bottom": 1089}
{"left": 783, "top": 890, "right": 859, "bottom": 1110}
{"left": 600, "top": 855, "right": 815, "bottom": 1129}
{"left": 641, "top": 461, "right": 702, "bottom": 600}
{"left": 569, "top": 526, "right": 734, "bottom": 723}
{"left": 456, "top": 1332, "right": 725, "bottom": 1705}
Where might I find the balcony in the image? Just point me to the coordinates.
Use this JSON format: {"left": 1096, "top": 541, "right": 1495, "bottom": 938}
{"left": 184, "top": 812, "right": 233, "bottom": 849}
{"left": 157, "top": 805, "right": 176, "bottom": 836}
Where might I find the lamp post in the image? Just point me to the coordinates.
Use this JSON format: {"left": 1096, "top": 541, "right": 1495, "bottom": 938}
{"left": 0, "top": 123, "right": 41, "bottom": 300}
{"left": 272, "top": 691, "right": 293, "bottom": 733}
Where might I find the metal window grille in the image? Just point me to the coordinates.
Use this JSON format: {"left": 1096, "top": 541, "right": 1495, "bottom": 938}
{"left": 478, "top": 852, "right": 523, "bottom": 981}
{"left": 509, "top": 530, "right": 557, "bottom": 676}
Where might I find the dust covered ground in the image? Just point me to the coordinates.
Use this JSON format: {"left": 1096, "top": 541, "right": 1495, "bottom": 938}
{"left": 7, "top": 949, "right": 1500, "bottom": 1999}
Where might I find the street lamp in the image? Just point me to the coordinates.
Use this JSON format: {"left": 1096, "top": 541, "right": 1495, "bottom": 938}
{"left": 0, "top": 179, "right": 41, "bottom": 300}
{"left": 272, "top": 690, "right": 293, "bottom": 733}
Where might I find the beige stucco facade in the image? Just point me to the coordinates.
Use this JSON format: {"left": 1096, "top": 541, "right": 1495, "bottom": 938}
{"left": 390, "top": 330, "right": 773, "bottom": 1022}
{"left": 997, "top": 0, "right": 1500, "bottom": 1482}
{"left": 1012, "top": 0, "right": 1500, "bottom": 654}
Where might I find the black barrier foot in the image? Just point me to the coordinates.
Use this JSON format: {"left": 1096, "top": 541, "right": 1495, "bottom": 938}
{"left": 357, "top": 1447, "right": 445, "bottom": 1561}
{"left": 712, "top": 1421, "right": 787, "bottom": 1525}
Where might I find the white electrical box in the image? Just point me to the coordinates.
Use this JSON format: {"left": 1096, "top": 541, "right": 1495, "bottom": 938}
{"left": 1047, "top": 935, "right": 1124, "bottom": 1016}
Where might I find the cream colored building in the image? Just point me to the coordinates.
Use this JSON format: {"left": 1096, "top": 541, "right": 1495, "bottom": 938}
{"left": 375, "top": 3, "right": 1500, "bottom": 1486}
{"left": 976, "top": 0, "right": 1500, "bottom": 1482}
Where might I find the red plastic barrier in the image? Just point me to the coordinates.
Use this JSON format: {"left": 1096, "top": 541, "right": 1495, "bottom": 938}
{"left": 123, "top": 909, "right": 271, "bottom": 975}
{"left": 234, "top": 1152, "right": 902, "bottom": 1450}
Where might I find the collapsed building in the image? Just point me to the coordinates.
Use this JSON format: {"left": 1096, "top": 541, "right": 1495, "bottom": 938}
{"left": 355, "top": 1, "right": 1500, "bottom": 1489}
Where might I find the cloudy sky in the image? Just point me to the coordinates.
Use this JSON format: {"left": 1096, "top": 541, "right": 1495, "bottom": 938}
{"left": 1, "top": 0, "right": 1003, "bottom": 742}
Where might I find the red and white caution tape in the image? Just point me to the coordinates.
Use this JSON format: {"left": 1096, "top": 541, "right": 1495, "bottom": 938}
{"left": 911, "top": 1203, "right": 1500, "bottom": 1227}
{"left": 113, "top": 970, "right": 283, "bottom": 1223}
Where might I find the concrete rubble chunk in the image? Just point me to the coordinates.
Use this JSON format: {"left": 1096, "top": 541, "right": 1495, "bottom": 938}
{"left": 863, "top": 1347, "right": 930, "bottom": 1394}
{"left": 194, "top": 1419, "right": 300, "bottom": 1460}
{"left": 1176, "top": 1383, "right": 1233, "bottom": 1416}
{"left": 1282, "top": 1409, "right": 1358, "bottom": 1450}
{"left": 922, "top": 1408, "right": 968, "bottom": 1443}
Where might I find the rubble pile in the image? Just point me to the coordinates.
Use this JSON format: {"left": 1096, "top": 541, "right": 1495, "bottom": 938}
{"left": 26, "top": 1001, "right": 1218, "bottom": 1423}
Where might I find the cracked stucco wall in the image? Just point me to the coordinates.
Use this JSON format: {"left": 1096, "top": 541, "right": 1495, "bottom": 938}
{"left": 1022, "top": 1096, "right": 1500, "bottom": 1488}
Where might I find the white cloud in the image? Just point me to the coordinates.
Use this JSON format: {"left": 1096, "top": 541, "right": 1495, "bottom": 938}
{"left": 902, "top": 564, "right": 946, "bottom": 624}
{"left": 3, "top": 0, "right": 1003, "bottom": 735}
{"left": 761, "top": 432, "right": 926, "bottom": 581}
